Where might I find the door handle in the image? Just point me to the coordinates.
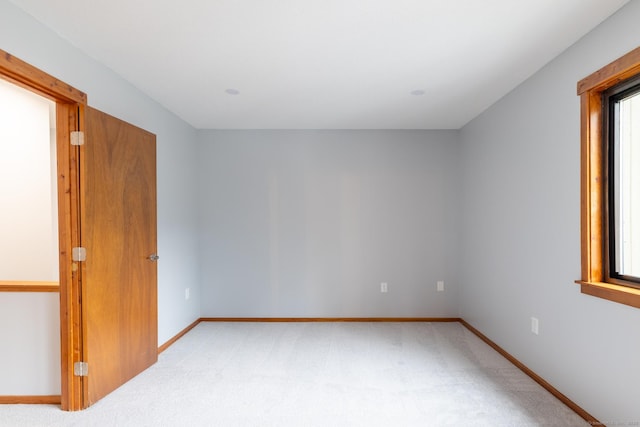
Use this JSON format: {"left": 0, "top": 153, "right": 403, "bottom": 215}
{"left": 148, "top": 253, "right": 159, "bottom": 261}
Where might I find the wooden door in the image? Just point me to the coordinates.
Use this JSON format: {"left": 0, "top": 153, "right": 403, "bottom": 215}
{"left": 81, "top": 106, "right": 158, "bottom": 406}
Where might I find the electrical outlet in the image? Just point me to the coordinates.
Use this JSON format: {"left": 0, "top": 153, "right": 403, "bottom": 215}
{"left": 380, "top": 282, "right": 388, "bottom": 293}
{"left": 531, "top": 317, "right": 539, "bottom": 335}
{"left": 185, "top": 288, "right": 190, "bottom": 300}
{"left": 437, "top": 281, "right": 444, "bottom": 292}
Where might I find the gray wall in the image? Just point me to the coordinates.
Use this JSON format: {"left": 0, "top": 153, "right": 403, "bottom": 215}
{"left": 197, "top": 130, "right": 460, "bottom": 317}
{"left": 459, "top": 0, "right": 640, "bottom": 422}
{"left": 0, "top": 0, "right": 201, "bottom": 394}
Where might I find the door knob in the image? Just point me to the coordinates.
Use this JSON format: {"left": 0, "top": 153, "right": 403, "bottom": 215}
{"left": 148, "top": 253, "right": 159, "bottom": 261}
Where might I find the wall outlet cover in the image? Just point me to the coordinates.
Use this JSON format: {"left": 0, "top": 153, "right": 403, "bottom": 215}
{"left": 531, "top": 317, "right": 539, "bottom": 335}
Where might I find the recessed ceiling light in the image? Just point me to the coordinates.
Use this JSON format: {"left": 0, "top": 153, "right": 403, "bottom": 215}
{"left": 410, "top": 90, "right": 425, "bottom": 96}
{"left": 225, "top": 89, "right": 240, "bottom": 95}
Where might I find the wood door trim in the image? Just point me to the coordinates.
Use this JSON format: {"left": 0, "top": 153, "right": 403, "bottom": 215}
{"left": 0, "top": 281, "right": 59, "bottom": 292}
{"left": 0, "top": 395, "right": 61, "bottom": 404}
{"left": 0, "top": 49, "right": 85, "bottom": 411}
{"left": 57, "top": 104, "right": 83, "bottom": 411}
{"left": 0, "top": 50, "right": 86, "bottom": 104}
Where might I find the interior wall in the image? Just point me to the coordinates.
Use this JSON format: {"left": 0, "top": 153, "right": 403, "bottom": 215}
{"left": 459, "top": 0, "right": 640, "bottom": 422}
{"left": 0, "top": 293, "right": 60, "bottom": 395}
{"left": 0, "top": 78, "right": 58, "bottom": 281}
{"left": 197, "top": 130, "right": 460, "bottom": 317}
{"left": 0, "top": 73, "right": 60, "bottom": 396}
{"left": 0, "top": 0, "right": 200, "bottom": 347}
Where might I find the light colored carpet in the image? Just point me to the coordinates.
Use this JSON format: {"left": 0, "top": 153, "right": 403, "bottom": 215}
{"left": 0, "top": 322, "right": 589, "bottom": 426}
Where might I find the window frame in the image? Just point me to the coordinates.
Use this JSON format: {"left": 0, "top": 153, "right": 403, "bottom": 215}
{"left": 577, "top": 46, "right": 640, "bottom": 308}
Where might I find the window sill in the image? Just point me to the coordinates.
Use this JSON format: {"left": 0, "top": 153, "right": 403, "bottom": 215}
{"left": 0, "top": 281, "right": 60, "bottom": 292}
{"left": 576, "top": 280, "right": 640, "bottom": 309}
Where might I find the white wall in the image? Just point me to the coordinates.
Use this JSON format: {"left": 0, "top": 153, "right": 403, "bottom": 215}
{"left": 0, "top": 293, "right": 60, "bottom": 395}
{"left": 198, "top": 130, "right": 460, "bottom": 317}
{"left": 0, "top": 78, "right": 58, "bottom": 281}
{"left": 0, "top": 0, "right": 200, "bottom": 395}
{"left": 459, "top": 0, "right": 640, "bottom": 422}
{"left": 0, "top": 77, "right": 60, "bottom": 394}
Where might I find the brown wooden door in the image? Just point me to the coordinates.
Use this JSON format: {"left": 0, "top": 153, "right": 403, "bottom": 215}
{"left": 81, "top": 106, "right": 158, "bottom": 406}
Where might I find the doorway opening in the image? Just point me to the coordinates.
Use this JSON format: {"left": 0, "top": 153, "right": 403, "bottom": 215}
{"left": 0, "top": 77, "right": 59, "bottom": 285}
{"left": 0, "top": 77, "right": 62, "bottom": 398}
{"left": 1, "top": 49, "right": 86, "bottom": 410}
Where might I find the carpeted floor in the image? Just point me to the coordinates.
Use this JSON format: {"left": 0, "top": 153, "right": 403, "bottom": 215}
{"left": 0, "top": 322, "right": 589, "bottom": 426}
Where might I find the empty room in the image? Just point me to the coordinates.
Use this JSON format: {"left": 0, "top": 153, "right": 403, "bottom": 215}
{"left": 1, "top": 0, "right": 640, "bottom": 425}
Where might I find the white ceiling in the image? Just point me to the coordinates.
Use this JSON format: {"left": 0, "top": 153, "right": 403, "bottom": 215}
{"left": 9, "top": 0, "right": 630, "bottom": 129}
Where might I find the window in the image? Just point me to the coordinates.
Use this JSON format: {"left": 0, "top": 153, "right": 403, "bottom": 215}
{"left": 605, "top": 79, "right": 640, "bottom": 284}
{"left": 577, "top": 46, "right": 640, "bottom": 308}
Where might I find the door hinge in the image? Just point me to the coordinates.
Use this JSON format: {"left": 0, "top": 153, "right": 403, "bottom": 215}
{"left": 74, "top": 361, "right": 88, "bottom": 377}
{"left": 72, "top": 247, "right": 87, "bottom": 262}
{"left": 70, "top": 131, "right": 85, "bottom": 146}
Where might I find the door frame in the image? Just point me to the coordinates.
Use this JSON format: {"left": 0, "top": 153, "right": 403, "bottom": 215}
{"left": 0, "top": 49, "right": 87, "bottom": 411}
